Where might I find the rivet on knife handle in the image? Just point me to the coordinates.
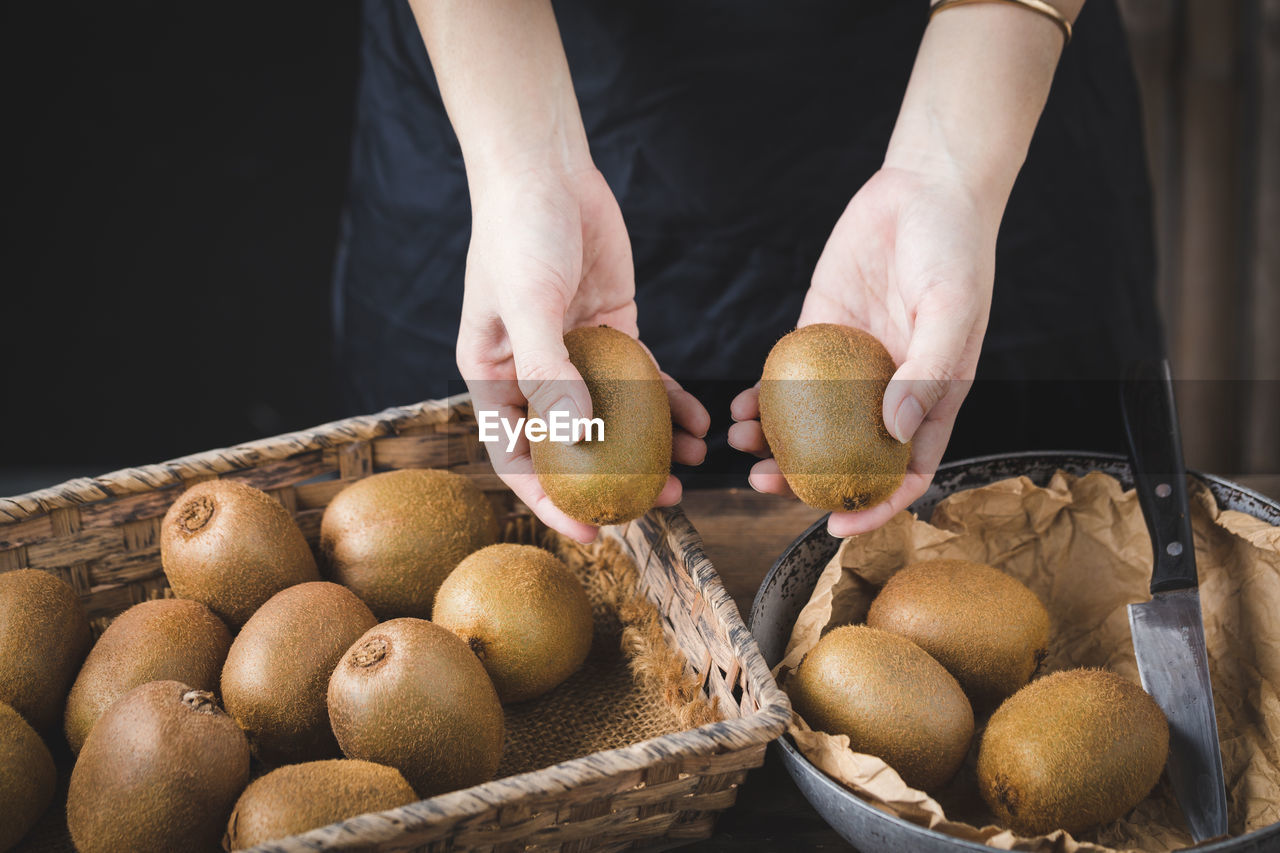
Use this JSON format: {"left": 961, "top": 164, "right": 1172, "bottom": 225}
{"left": 1121, "top": 360, "right": 1199, "bottom": 593}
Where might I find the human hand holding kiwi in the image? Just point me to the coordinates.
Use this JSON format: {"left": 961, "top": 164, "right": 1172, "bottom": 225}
{"left": 458, "top": 188, "right": 710, "bottom": 539}
{"left": 729, "top": 167, "right": 993, "bottom": 536}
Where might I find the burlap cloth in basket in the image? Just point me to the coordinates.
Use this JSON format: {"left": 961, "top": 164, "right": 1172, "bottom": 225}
{"left": 18, "top": 522, "right": 718, "bottom": 853}
{"left": 774, "top": 470, "right": 1280, "bottom": 853}
{"left": 498, "top": 521, "right": 720, "bottom": 774}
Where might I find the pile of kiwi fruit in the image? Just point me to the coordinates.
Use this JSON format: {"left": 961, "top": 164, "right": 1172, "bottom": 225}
{"left": 0, "top": 464, "right": 597, "bottom": 852}
{"left": 787, "top": 557, "right": 1171, "bottom": 837}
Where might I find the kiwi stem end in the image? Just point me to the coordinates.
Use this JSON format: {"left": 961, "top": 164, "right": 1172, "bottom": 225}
{"left": 181, "top": 689, "right": 221, "bottom": 715}
{"left": 178, "top": 495, "right": 216, "bottom": 533}
{"left": 351, "top": 636, "right": 389, "bottom": 668}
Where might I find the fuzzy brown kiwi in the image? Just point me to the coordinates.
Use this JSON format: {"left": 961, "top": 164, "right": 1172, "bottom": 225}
{"left": 0, "top": 700, "right": 56, "bottom": 852}
{"left": 221, "top": 582, "right": 376, "bottom": 764}
{"left": 160, "top": 479, "right": 319, "bottom": 628}
{"left": 433, "top": 544, "right": 593, "bottom": 703}
{"left": 787, "top": 625, "right": 973, "bottom": 791}
{"left": 327, "top": 619, "right": 504, "bottom": 797}
{"left": 977, "top": 668, "right": 1169, "bottom": 836}
{"left": 867, "top": 559, "right": 1050, "bottom": 707}
{"left": 66, "top": 680, "right": 250, "bottom": 853}
{"left": 759, "top": 324, "right": 910, "bottom": 511}
{"left": 528, "top": 326, "right": 672, "bottom": 526}
{"left": 0, "top": 568, "right": 91, "bottom": 733}
{"left": 64, "top": 597, "right": 232, "bottom": 753}
{"left": 319, "top": 469, "right": 499, "bottom": 619}
{"left": 225, "top": 759, "right": 417, "bottom": 850}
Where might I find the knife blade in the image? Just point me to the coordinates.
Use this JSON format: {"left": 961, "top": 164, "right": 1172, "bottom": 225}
{"left": 1121, "top": 359, "right": 1228, "bottom": 842}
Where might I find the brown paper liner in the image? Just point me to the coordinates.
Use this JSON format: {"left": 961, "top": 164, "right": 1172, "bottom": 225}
{"left": 775, "top": 470, "right": 1280, "bottom": 853}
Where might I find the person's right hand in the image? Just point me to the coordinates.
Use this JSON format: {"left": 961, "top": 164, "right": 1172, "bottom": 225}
{"left": 412, "top": 0, "right": 707, "bottom": 541}
{"left": 458, "top": 163, "right": 710, "bottom": 543}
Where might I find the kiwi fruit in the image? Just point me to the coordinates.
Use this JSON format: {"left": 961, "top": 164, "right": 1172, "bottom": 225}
{"left": 225, "top": 759, "right": 417, "bottom": 850}
{"left": 64, "top": 597, "right": 232, "bottom": 753}
{"left": 867, "top": 559, "right": 1050, "bottom": 706}
{"left": 434, "top": 544, "right": 593, "bottom": 703}
{"left": 66, "top": 679, "right": 250, "bottom": 853}
{"left": 222, "top": 582, "right": 376, "bottom": 764}
{"left": 787, "top": 624, "right": 973, "bottom": 791}
{"left": 0, "top": 701, "right": 56, "bottom": 852}
{"left": 161, "top": 479, "right": 320, "bottom": 628}
{"left": 320, "top": 469, "right": 499, "bottom": 619}
{"left": 0, "top": 568, "right": 91, "bottom": 733}
{"left": 528, "top": 325, "right": 672, "bottom": 526}
{"left": 977, "top": 668, "right": 1169, "bottom": 836}
{"left": 759, "top": 323, "right": 910, "bottom": 512}
{"left": 327, "top": 618, "right": 504, "bottom": 797}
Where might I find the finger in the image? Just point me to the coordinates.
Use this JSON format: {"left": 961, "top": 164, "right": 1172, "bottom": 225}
{"left": 729, "top": 385, "right": 760, "bottom": 422}
{"left": 795, "top": 286, "right": 845, "bottom": 330}
{"left": 480, "top": 407, "right": 599, "bottom": 543}
{"left": 524, "top": 485, "right": 602, "bottom": 544}
{"left": 636, "top": 345, "right": 711, "bottom": 439}
{"left": 496, "top": 463, "right": 601, "bottom": 544}
{"left": 586, "top": 310, "right": 639, "bottom": 340}
{"left": 903, "top": 404, "right": 958, "bottom": 486}
{"left": 747, "top": 458, "right": 794, "bottom": 497}
{"left": 673, "top": 430, "right": 707, "bottom": 466}
{"left": 462, "top": 375, "right": 513, "bottom": 439}
{"left": 654, "top": 474, "right": 683, "bottom": 507}
{"left": 826, "top": 408, "right": 956, "bottom": 537}
{"left": 826, "top": 470, "right": 930, "bottom": 538}
{"left": 505, "top": 306, "right": 594, "bottom": 426}
{"left": 882, "top": 293, "right": 978, "bottom": 444}
{"left": 727, "top": 419, "right": 771, "bottom": 459}
{"left": 662, "top": 374, "right": 710, "bottom": 438}
{"left": 476, "top": 401, "right": 536, "bottom": 466}
{"left": 655, "top": 370, "right": 709, "bottom": 464}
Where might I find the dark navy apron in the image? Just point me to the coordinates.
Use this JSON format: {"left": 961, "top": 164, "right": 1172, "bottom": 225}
{"left": 333, "top": 0, "right": 1162, "bottom": 481}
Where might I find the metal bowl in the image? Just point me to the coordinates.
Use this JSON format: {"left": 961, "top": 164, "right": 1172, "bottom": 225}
{"left": 747, "top": 451, "right": 1280, "bottom": 853}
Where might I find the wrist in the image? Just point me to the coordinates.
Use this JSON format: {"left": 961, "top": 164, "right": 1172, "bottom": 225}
{"left": 462, "top": 108, "right": 594, "bottom": 206}
{"left": 885, "top": 0, "right": 1069, "bottom": 221}
{"left": 882, "top": 120, "right": 1018, "bottom": 224}
{"left": 465, "top": 138, "right": 598, "bottom": 217}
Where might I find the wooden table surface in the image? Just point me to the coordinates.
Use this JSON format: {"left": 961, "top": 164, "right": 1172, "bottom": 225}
{"left": 675, "top": 489, "right": 854, "bottom": 851}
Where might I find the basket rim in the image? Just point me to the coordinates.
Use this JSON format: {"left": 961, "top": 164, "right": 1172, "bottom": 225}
{"left": 619, "top": 504, "right": 792, "bottom": 738}
{"left": 0, "top": 395, "right": 468, "bottom": 524}
{"left": 262, "top": 715, "right": 780, "bottom": 852}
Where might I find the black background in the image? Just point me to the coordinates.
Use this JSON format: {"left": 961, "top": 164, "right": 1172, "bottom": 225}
{"left": 4, "top": 5, "right": 1266, "bottom": 490}
{"left": 2, "top": 3, "right": 359, "bottom": 475}
{"left": 0, "top": 2, "right": 1127, "bottom": 489}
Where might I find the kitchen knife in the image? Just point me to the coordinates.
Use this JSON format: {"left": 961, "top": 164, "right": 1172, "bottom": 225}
{"left": 1121, "top": 359, "right": 1228, "bottom": 842}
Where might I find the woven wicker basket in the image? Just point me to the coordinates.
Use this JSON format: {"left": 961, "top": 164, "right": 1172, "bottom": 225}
{"left": 0, "top": 396, "right": 790, "bottom": 852}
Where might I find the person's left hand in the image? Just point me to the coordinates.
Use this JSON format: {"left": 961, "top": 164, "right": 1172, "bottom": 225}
{"left": 728, "top": 165, "right": 997, "bottom": 536}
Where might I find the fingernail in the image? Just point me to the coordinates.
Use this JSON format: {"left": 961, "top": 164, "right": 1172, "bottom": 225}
{"left": 549, "top": 396, "right": 586, "bottom": 443}
{"left": 892, "top": 396, "right": 924, "bottom": 444}
{"left": 726, "top": 424, "right": 743, "bottom": 450}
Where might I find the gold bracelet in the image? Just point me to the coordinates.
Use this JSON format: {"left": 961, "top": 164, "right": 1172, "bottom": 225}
{"left": 930, "top": 0, "right": 1072, "bottom": 46}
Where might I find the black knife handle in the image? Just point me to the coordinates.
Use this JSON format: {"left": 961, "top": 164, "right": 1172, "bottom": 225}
{"left": 1121, "top": 360, "right": 1200, "bottom": 593}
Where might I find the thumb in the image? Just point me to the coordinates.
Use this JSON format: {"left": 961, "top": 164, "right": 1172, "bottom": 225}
{"left": 506, "top": 310, "right": 594, "bottom": 426}
{"left": 882, "top": 299, "right": 976, "bottom": 444}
